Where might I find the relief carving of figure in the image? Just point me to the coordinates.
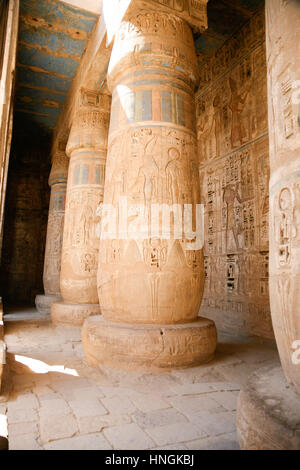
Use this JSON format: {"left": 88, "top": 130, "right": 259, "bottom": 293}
{"left": 165, "top": 147, "right": 182, "bottom": 203}
{"left": 223, "top": 183, "right": 243, "bottom": 251}
{"left": 143, "top": 238, "right": 167, "bottom": 269}
{"left": 229, "top": 77, "right": 250, "bottom": 148}
{"left": 132, "top": 136, "right": 159, "bottom": 208}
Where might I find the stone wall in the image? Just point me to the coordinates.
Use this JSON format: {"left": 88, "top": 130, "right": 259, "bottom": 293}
{"left": 196, "top": 7, "right": 273, "bottom": 338}
{"left": 0, "top": 0, "right": 19, "bottom": 258}
{"left": 0, "top": 125, "right": 50, "bottom": 306}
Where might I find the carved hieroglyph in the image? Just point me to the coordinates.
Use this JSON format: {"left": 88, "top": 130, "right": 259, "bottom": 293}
{"left": 126, "top": 0, "right": 208, "bottom": 31}
{"left": 35, "top": 147, "right": 68, "bottom": 314}
{"left": 266, "top": 0, "right": 300, "bottom": 394}
{"left": 51, "top": 89, "right": 111, "bottom": 326}
{"left": 82, "top": 9, "right": 217, "bottom": 370}
{"left": 196, "top": 7, "right": 273, "bottom": 338}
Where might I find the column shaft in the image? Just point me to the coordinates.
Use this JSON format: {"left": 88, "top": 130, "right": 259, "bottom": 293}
{"left": 266, "top": 0, "right": 300, "bottom": 394}
{"left": 83, "top": 10, "right": 217, "bottom": 370}
{"left": 51, "top": 89, "right": 111, "bottom": 326}
{"left": 35, "top": 148, "right": 68, "bottom": 314}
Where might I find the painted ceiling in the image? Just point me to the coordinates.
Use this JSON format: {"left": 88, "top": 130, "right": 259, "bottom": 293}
{"left": 14, "top": 0, "right": 265, "bottom": 134}
{"left": 14, "top": 0, "right": 98, "bottom": 132}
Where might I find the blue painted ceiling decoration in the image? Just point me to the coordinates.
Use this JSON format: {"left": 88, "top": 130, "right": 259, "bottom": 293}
{"left": 14, "top": 0, "right": 98, "bottom": 132}
{"left": 13, "top": 0, "right": 265, "bottom": 134}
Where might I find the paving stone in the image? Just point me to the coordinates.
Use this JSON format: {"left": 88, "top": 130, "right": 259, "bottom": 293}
{"left": 44, "top": 433, "right": 112, "bottom": 450}
{"left": 216, "top": 362, "right": 260, "bottom": 385}
{"left": 168, "top": 395, "right": 224, "bottom": 415}
{"left": 185, "top": 432, "right": 240, "bottom": 450}
{"left": 103, "top": 423, "right": 155, "bottom": 450}
{"left": 32, "top": 385, "right": 56, "bottom": 398}
{"left": 69, "top": 398, "right": 107, "bottom": 418}
{"left": 40, "top": 413, "right": 78, "bottom": 443}
{"left": 209, "top": 382, "right": 241, "bottom": 392}
{"left": 11, "top": 375, "right": 38, "bottom": 391}
{"left": 130, "top": 394, "right": 170, "bottom": 412}
{"left": 8, "top": 392, "right": 39, "bottom": 410}
{"left": 9, "top": 433, "right": 42, "bottom": 450}
{"left": 78, "top": 413, "right": 132, "bottom": 435}
{"left": 7, "top": 407, "right": 38, "bottom": 424}
{"left": 39, "top": 398, "right": 70, "bottom": 417}
{"left": 71, "top": 387, "right": 105, "bottom": 401}
{"left": 146, "top": 421, "right": 208, "bottom": 446}
{"left": 8, "top": 421, "right": 38, "bottom": 437}
{"left": 151, "top": 444, "right": 188, "bottom": 450}
{"left": 170, "top": 383, "right": 215, "bottom": 395}
{"left": 133, "top": 408, "right": 188, "bottom": 429}
{"left": 4, "top": 311, "right": 279, "bottom": 450}
{"left": 188, "top": 411, "right": 236, "bottom": 435}
{"left": 208, "top": 391, "right": 239, "bottom": 411}
{"left": 101, "top": 396, "right": 136, "bottom": 414}
{"left": 99, "top": 386, "right": 138, "bottom": 398}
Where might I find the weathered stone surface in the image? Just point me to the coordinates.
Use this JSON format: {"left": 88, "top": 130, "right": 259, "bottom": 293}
{"left": 146, "top": 421, "right": 208, "bottom": 447}
{"left": 82, "top": 316, "right": 217, "bottom": 370}
{"left": 196, "top": 7, "right": 272, "bottom": 339}
{"left": 266, "top": 0, "right": 300, "bottom": 394}
{"left": 44, "top": 433, "right": 112, "bottom": 450}
{"left": 82, "top": 6, "right": 217, "bottom": 371}
{"left": 0, "top": 0, "right": 19, "bottom": 255}
{"left": 103, "top": 422, "right": 155, "bottom": 450}
{"left": 9, "top": 433, "right": 42, "bottom": 450}
{"left": 186, "top": 432, "right": 239, "bottom": 450}
{"left": 40, "top": 412, "right": 78, "bottom": 443}
{"left": 4, "top": 309, "right": 280, "bottom": 450}
{"left": 35, "top": 147, "right": 69, "bottom": 315}
{"left": 51, "top": 301, "right": 100, "bottom": 326}
{"left": 168, "top": 394, "right": 223, "bottom": 415}
{"left": 35, "top": 294, "right": 61, "bottom": 315}
{"left": 237, "top": 366, "right": 300, "bottom": 450}
{"left": 68, "top": 398, "right": 107, "bottom": 418}
{"left": 126, "top": 0, "right": 209, "bottom": 32}
{"left": 51, "top": 89, "right": 111, "bottom": 326}
{"left": 0, "top": 132, "right": 51, "bottom": 305}
{"left": 132, "top": 408, "right": 187, "bottom": 429}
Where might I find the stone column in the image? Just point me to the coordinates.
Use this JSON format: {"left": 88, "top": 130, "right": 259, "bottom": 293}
{"left": 51, "top": 88, "right": 111, "bottom": 326}
{"left": 237, "top": 0, "right": 300, "bottom": 450}
{"left": 35, "top": 146, "right": 68, "bottom": 314}
{"left": 82, "top": 9, "right": 217, "bottom": 370}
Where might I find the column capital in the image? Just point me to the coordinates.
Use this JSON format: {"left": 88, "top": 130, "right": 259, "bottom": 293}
{"left": 66, "top": 88, "right": 111, "bottom": 157}
{"left": 107, "top": 9, "right": 199, "bottom": 91}
{"left": 126, "top": 0, "right": 208, "bottom": 31}
{"left": 49, "top": 145, "right": 69, "bottom": 187}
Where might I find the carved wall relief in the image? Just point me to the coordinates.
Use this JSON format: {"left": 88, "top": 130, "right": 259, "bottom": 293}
{"left": 196, "top": 7, "right": 273, "bottom": 338}
{"left": 0, "top": 134, "right": 50, "bottom": 306}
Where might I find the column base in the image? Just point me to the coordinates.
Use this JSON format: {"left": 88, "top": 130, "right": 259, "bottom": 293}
{"left": 237, "top": 365, "right": 300, "bottom": 450}
{"left": 35, "top": 294, "right": 61, "bottom": 314}
{"left": 51, "top": 301, "right": 100, "bottom": 326}
{"left": 82, "top": 316, "right": 217, "bottom": 371}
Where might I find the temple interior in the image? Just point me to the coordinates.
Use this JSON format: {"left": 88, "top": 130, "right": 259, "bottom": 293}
{"left": 0, "top": 0, "right": 299, "bottom": 451}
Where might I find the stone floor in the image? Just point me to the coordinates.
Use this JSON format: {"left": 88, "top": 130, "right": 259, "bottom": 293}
{"left": 0, "top": 307, "right": 280, "bottom": 450}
